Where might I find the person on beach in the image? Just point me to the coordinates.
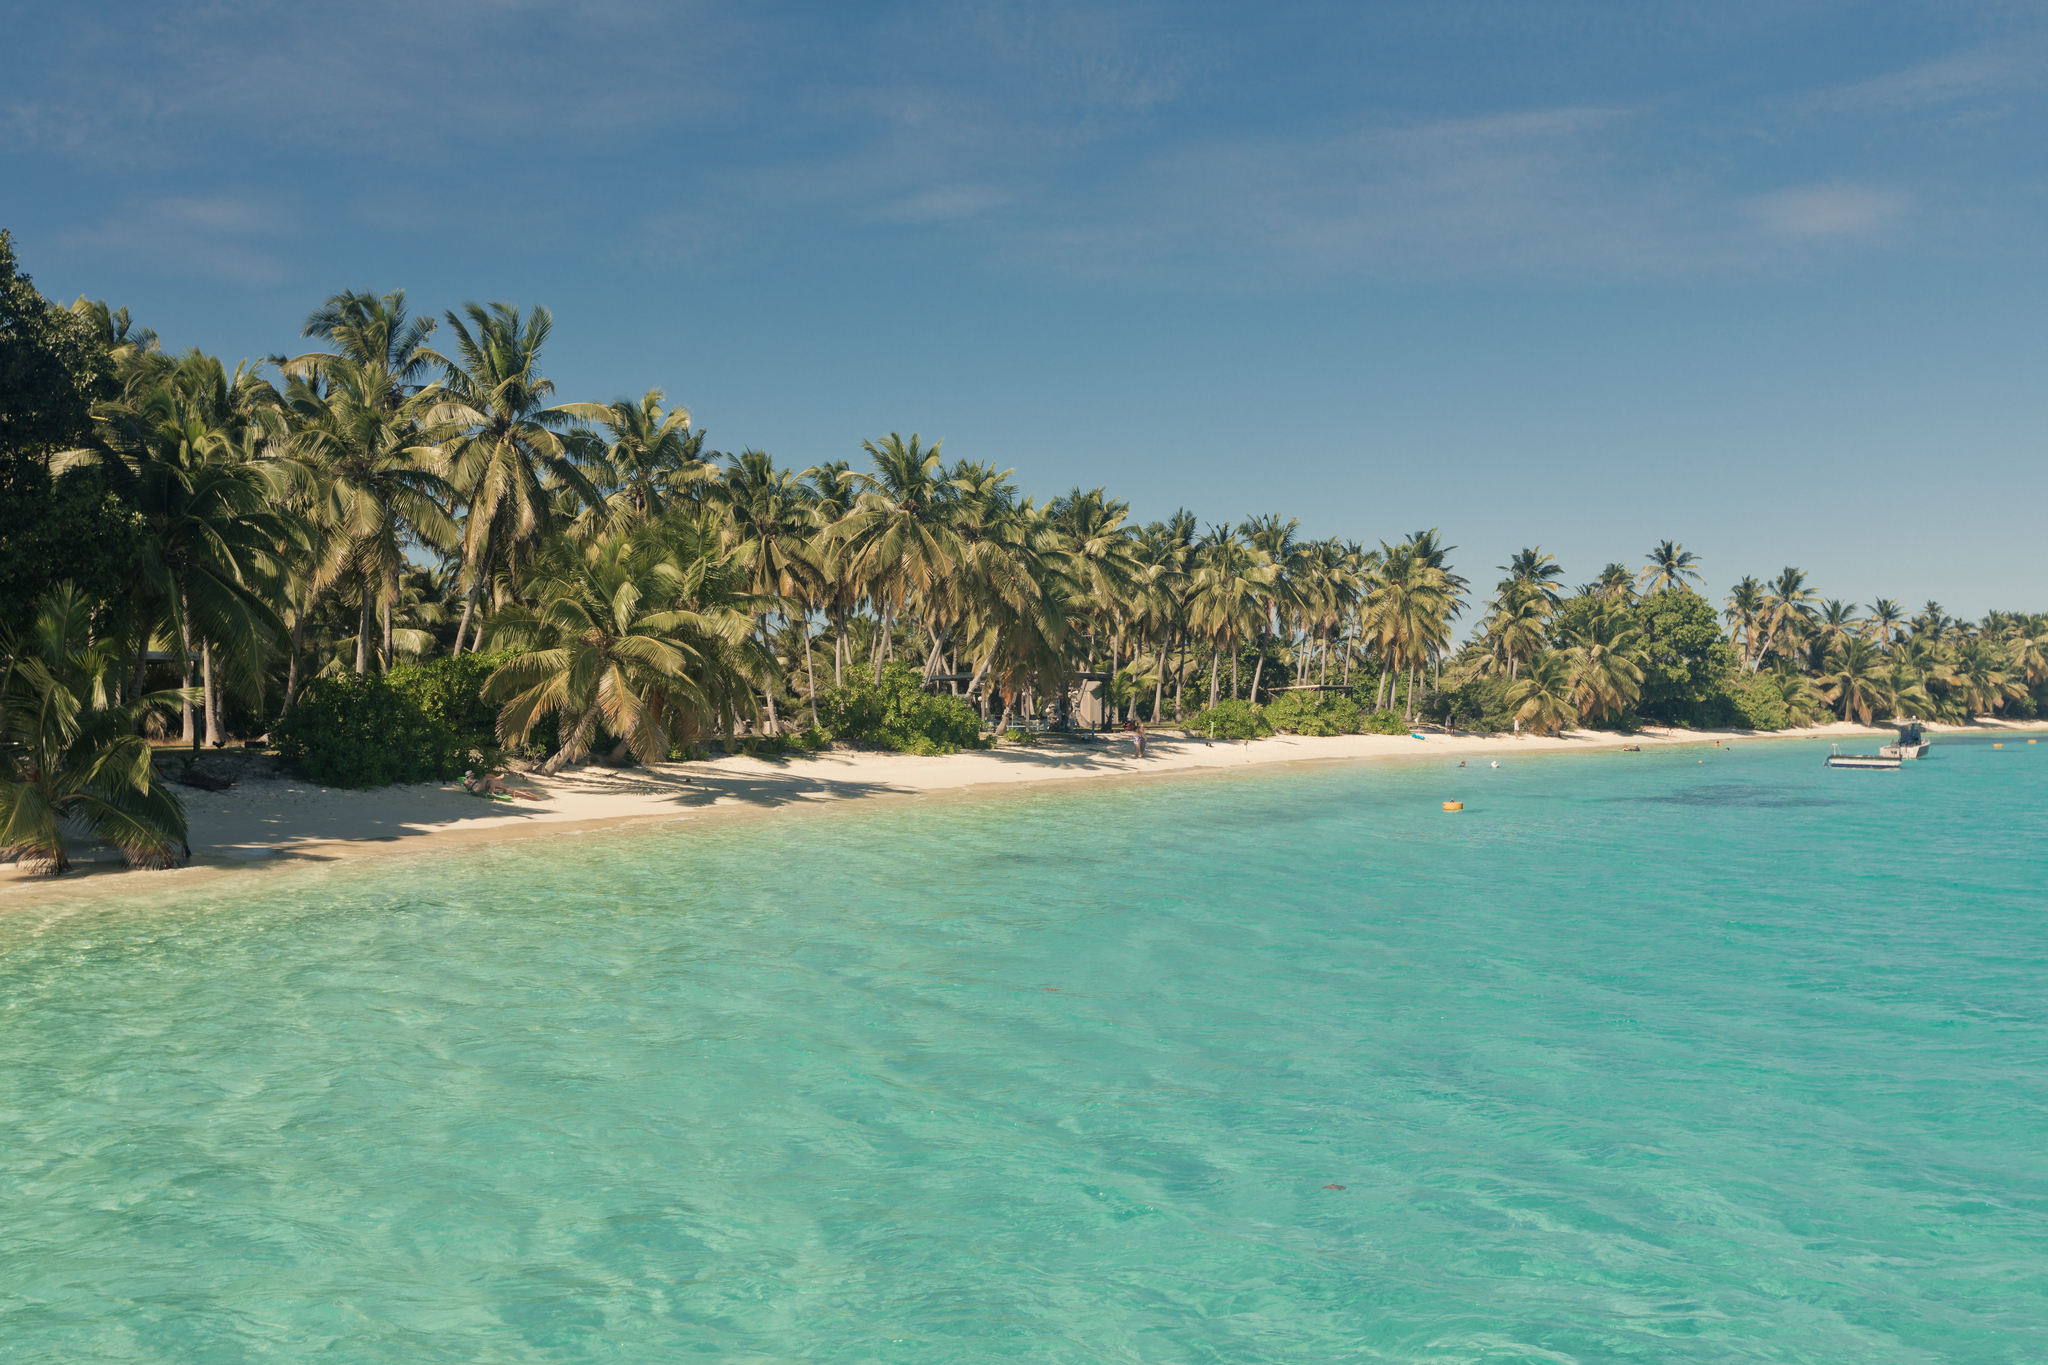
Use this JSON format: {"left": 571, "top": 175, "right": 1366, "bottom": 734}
{"left": 464, "top": 770, "right": 541, "bottom": 799}
{"left": 1134, "top": 722, "right": 1146, "bottom": 759}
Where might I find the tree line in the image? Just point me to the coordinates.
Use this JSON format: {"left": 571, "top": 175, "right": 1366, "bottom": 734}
{"left": 4, "top": 232, "right": 2044, "bottom": 870}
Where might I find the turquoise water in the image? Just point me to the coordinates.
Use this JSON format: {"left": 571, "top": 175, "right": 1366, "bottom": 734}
{"left": 4, "top": 737, "right": 2046, "bottom": 1363}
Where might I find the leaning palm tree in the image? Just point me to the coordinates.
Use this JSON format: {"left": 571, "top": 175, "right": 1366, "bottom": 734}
{"left": 0, "top": 585, "right": 194, "bottom": 874}
{"left": 1639, "top": 540, "right": 1704, "bottom": 594}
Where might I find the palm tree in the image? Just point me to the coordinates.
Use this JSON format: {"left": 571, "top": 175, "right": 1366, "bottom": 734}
{"left": 1189, "top": 524, "right": 1270, "bottom": 708}
{"left": 712, "top": 449, "right": 819, "bottom": 730}
{"left": 285, "top": 358, "right": 458, "bottom": 678}
{"left": 1484, "top": 581, "right": 1552, "bottom": 682}
{"left": 557, "top": 389, "right": 711, "bottom": 537}
{"left": 483, "top": 522, "right": 766, "bottom": 773}
{"left": 421, "top": 303, "right": 597, "bottom": 654}
{"left": 1724, "top": 576, "right": 1766, "bottom": 671}
{"left": 1811, "top": 600, "right": 1863, "bottom": 670}
{"left": 1560, "top": 604, "right": 1645, "bottom": 722}
{"left": 1867, "top": 599, "right": 1905, "bottom": 646}
{"left": 1362, "top": 539, "right": 1451, "bottom": 719}
{"left": 0, "top": 585, "right": 194, "bottom": 874}
{"left": 1756, "top": 567, "right": 1819, "bottom": 666}
{"left": 836, "top": 434, "right": 959, "bottom": 680}
{"left": 1587, "top": 563, "right": 1635, "bottom": 602}
{"left": 1238, "top": 513, "right": 1304, "bottom": 702}
{"left": 68, "top": 355, "right": 302, "bottom": 747}
{"left": 1505, "top": 651, "right": 1576, "bottom": 735}
{"left": 1639, "top": 540, "right": 1704, "bottom": 594}
{"left": 1500, "top": 547, "right": 1565, "bottom": 604}
{"left": 1819, "top": 638, "right": 1885, "bottom": 724}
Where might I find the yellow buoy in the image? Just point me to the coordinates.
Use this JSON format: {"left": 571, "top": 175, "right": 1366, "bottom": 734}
{"left": 1442, "top": 800, "right": 1463, "bottom": 812}
{"left": 1993, "top": 743, "right": 2003, "bottom": 748}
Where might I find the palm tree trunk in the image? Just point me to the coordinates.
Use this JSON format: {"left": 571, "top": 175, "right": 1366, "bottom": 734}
{"left": 1231, "top": 643, "right": 1240, "bottom": 700}
{"left": 541, "top": 697, "right": 605, "bottom": 775}
{"left": 203, "top": 643, "right": 221, "bottom": 747}
{"left": 355, "top": 578, "right": 372, "bottom": 676}
{"left": 1249, "top": 650, "right": 1266, "bottom": 704}
{"left": 1152, "top": 642, "right": 1167, "bottom": 723}
{"left": 1376, "top": 657, "right": 1389, "bottom": 711}
{"left": 758, "top": 619, "right": 780, "bottom": 734}
{"left": 381, "top": 592, "right": 394, "bottom": 673}
{"left": 131, "top": 612, "right": 151, "bottom": 710}
{"left": 801, "top": 616, "right": 821, "bottom": 727}
{"left": 179, "top": 584, "right": 197, "bottom": 751}
{"left": 283, "top": 608, "right": 307, "bottom": 712}
{"left": 453, "top": 585, "right": 477, "bottom": 657}
{"left": 1207, "top": 647, "right": 1220, "bottom": 710}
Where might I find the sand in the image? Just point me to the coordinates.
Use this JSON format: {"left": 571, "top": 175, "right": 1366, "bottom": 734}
{"left": 6, "top": 717, "right": 2041, "bottom": 905}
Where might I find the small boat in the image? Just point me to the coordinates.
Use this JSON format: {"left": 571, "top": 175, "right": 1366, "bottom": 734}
{"left": 1825, "top": 744, "right": 1899, "bottom": 770}
{"left": 1879, "top": 721, "right": 1931, "bottom": 760}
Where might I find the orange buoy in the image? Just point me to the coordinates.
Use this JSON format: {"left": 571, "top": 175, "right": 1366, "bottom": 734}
{"left": 1994, "top": 743, "right": 2004, "bottom": 749}
{"left": 1442, "top": 800, "right": 1463, "bottom": 812}
{"left": 2031, "top": 739, "right": 2038, "bottom": 745}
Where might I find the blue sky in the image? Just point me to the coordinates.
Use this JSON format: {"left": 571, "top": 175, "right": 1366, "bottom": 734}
{"left": 4, "top": 1, "right": 2043, "bottom": 618}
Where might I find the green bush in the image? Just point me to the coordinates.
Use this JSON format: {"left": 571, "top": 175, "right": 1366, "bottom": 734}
{"left": 1724, "top": 676, "right": 1789, "bottom": 731}
{"left": 1359, "top": 708, "right": 1411, "bottom": 735}
{"left": 817, "top": 662, "right": 989, "bottom": 755}
{"left": 273, "top": 673, "right": 463, "bottom": 787}
{"left": 1188, "top": 699, "right": 1271, "bottom": 740}
{"left": 1262, "top": 691, "right": 1362, "bottom": 736}
{"left": 737, "top": 727, "right": 833, "bottom": 758}
{"left": 386, "top": 652, "right": 505, "bottom": 751}
{"left": 273, "top": 655, "right": 509, "bottom": 788}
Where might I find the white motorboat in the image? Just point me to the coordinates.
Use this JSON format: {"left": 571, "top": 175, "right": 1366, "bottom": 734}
{"left": 1879, "top": 721, "right": 1931, "bottom": 760}
{"left": 1826, "top": 744, "right": 1900, "bottom": 770}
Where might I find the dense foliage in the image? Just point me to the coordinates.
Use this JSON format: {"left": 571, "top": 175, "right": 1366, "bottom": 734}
{"left": 817, "top": 663, "right": 988, "bottom": 755}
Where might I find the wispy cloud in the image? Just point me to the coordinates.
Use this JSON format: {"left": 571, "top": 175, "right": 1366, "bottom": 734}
{"left": 64, "top": 194, "right": 294, "bottom": 286}
{"left": 1742, "top": 184, "right": 1910, "bottom": 239}
{"left": 1808, "top": 45, "right": 2040, "bottom": 114}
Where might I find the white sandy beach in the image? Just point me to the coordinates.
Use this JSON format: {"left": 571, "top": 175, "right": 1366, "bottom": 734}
{"left": 7, "top": 717, "right": 2042, "bottom": 904}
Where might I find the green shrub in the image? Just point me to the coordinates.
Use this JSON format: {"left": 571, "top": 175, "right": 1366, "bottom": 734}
{"left": 273, "top": 655, "right": 511, "bottom": 788}
{"left": 387, "top": 652, "right": 505, "bottom": 751}
{"left": 1262, "top": 690, "right": 1362, "bottom": 736}
{"left": 1359, "top": 708, "right": 1411, "bottom": 735}
{"left": 738, "top": 727, "right": 834, "bottom": 758}
{"left": 273, "top": 673, "right": 462, "bottom": 787}
{"left": 817, "top": 662, "right": 990, "bottom": 755}
{"left": 1188, "top": 699, "right": 1271, "bottom": 740}
{"left": 1724, "top": 676, "right": 1789, "bottom": 731}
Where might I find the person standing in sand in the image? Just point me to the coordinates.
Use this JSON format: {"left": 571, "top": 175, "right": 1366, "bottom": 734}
{"left": 1134, "top": 721, "right": 1146, "bottom": 759}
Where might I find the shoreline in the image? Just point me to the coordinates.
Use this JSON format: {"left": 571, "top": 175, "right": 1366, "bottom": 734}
{"left": 7, "top": 717, "right": 2043, "bottom": 907}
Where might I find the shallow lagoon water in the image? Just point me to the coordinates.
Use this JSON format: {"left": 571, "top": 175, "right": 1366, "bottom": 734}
{"left": 3, "top": 737, "right": 2045, "bottom": 1363}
